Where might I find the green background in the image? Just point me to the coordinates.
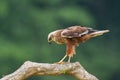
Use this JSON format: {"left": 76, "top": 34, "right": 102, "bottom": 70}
{"left": 0, "top": 0, "right": 119, "bottom": 80}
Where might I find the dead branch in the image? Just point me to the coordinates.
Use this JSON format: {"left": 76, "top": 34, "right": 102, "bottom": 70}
{"left": 0, "top": 61, "right": 99, "bottom": 80}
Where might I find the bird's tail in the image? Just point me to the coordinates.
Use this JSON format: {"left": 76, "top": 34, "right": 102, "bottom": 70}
{"left": 89, "top": 30, "right": 109, "bottom": 37}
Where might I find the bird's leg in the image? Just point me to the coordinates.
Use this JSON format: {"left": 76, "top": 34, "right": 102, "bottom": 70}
{"left": 58, "top": 55, "right": 67, "bottom": 63}
{"left": 67, "top": 56, "right": 71, "bottom": 63}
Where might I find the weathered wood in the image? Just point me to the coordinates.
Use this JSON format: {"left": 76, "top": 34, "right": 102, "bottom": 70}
{"left": 0, "top": 61, "right": 99, "bottom": 80}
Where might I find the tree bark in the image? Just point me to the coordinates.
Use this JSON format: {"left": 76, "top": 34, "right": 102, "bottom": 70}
{"left": 0, "top": 61, "right": 99, "bottom": 80}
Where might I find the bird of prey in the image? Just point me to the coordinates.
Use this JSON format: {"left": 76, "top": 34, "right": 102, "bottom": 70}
{"left": 48, "top": 26, "right": 109, "bottom": 63}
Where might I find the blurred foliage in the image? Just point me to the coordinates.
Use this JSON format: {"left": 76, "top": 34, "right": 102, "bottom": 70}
{"left": 0, "top": 0, "right": 120, "bottom": 80}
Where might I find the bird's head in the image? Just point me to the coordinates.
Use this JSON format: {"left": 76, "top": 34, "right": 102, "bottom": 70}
{"left": 48, "top": 32, "right": 54, "bottom": 44}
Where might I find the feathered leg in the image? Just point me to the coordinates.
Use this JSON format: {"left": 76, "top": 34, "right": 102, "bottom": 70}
{"left": 66, "top": 42, "right": 76, "bottom": 63}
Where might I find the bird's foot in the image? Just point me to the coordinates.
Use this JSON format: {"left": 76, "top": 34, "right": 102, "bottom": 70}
{"left": 55, "top": 61, "right": 65, "bottom": 64}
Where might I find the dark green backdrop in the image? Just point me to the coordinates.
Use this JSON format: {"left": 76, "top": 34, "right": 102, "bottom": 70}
{"left": 0, "top": 0, "right": 120, "bottom": 80}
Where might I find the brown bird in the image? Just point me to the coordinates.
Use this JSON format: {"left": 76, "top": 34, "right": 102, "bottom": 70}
{"left": 48, "top": 26, "right": 109, "bottom": 63}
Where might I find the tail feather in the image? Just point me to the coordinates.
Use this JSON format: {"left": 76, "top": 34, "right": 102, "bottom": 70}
{"left": 88, "top": 30, "right": 109, "bottom": 37}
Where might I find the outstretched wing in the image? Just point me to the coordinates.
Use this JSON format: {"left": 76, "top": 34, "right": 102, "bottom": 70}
{"left": 61, "top": 26, "right": 94, "bottom": 38}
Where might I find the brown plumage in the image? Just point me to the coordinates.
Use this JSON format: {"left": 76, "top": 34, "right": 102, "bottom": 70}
{"left": 48, "top": 26, "right": 109, "bottom": 63}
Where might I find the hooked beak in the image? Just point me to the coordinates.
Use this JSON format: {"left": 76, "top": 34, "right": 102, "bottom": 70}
{"left": 48, "top": 40, "right": 52, "bottom": 44}
{"left": 48, "top": 42, "right": 52, "bottom": 44}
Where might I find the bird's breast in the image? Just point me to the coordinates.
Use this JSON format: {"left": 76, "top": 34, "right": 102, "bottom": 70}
{"left": 54, "top": 37, "right": 66, "bottom": 44}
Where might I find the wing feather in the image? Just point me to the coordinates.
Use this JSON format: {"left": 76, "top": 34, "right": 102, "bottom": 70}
{"left": 61, "top": 26, "right": 90, "bottom": 38}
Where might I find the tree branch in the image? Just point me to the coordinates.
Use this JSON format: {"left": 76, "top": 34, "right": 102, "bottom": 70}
{"left": 0, "top": 61, "right": 99, "bottom": 80}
